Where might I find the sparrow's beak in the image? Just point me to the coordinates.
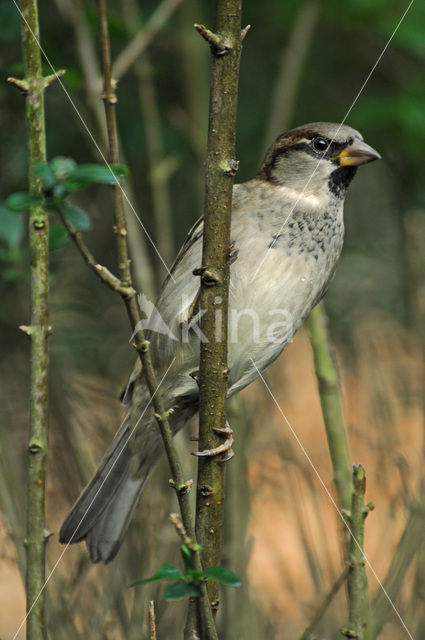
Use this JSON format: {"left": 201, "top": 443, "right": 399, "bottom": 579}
{"left": 335, "top": 139, "right": 381, "bottom": 166}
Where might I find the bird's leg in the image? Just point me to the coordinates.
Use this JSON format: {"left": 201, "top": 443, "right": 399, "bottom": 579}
{"left": 192, "top": 421, "right": 234, "bottom": 462}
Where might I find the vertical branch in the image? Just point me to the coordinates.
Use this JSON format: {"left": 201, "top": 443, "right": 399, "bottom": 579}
{"left": 194, "top": 0, "right": 242, "bottom": 598}
{"left": 95, "top": 3, "right": 217, "bottom": 638}
{"left": 307, "top": 303, "right": 352, "bottom": 512}
{"left": 263, "top": 0, "right": 321, "bottom": 146}
{"left": 97, "top": 0, "right": 131, "bottom": 288}
{"left": 121, "top": 0, "right": 176, "bottom": 267}
{"left": 17, "top": 1, "right": 50, "bottom": 638}
{"left": 343, "top": 465, "right": 370, "bottom": 639}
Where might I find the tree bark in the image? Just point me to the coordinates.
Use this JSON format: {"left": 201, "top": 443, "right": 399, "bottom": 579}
{"left": 195, "top": 0, "right": 242, "bottom": 602}
{"left": 17, "top": 1, "right": 51, "bottom": 638}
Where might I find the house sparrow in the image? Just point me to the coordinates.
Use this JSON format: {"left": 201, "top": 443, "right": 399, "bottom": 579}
{"left": 60, "top": 122, "right": 380, "bottom": 563}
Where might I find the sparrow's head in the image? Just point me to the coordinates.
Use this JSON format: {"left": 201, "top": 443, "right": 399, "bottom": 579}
{"left": 258, "top": 122, "right": 380, "bottom": 198}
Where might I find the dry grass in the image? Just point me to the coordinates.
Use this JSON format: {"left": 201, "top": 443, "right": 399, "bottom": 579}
{"left": 1, "top": 312, "right": 423, "bottom": 639}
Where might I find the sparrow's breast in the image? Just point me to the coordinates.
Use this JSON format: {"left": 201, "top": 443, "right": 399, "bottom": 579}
{"left": 226, "top": 183, "right": 344, "bottom": 394}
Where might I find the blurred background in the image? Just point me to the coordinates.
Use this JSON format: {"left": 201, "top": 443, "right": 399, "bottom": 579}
{"left": 1, "top": 0, "right": 424, "bottom": 638}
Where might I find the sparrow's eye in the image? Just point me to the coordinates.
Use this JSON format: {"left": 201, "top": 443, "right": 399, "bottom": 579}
{"left": 312, "top": 137, "right": 329, "bottom": 153}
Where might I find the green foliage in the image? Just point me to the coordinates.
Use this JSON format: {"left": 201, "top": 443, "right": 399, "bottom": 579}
{"left": 129, "top": 543, "right": 241, "bottom": 602}
{"left": 164, "top": 582, "right": 203, "bottom": 602}
{"left": 58, "top": 201, "right": 92, "bottom": 232}
{"left": 0, "top": 204, "right": 24, "bottom": 248}
{"left": 48, "top": 224, "right": 69, "bottom": 251}
{"left": 60, "top": 164, "right": 127, "bottom": 193}
{"left": 35, "top": 157, "right": 127, "bottom": 197}
{"left": 0, "top": 203, "right": 26, "bottom": 281}
{"left": 129, "top": 563, "right": 185, "bottom": 585}
{"left": 5, "top": 192, "right": 43, "bottom": 211}
{"left": 0, "top": 159, "right": 128, "bottom": 279}
{"left": 203, "top": 566, "right": 242, "bottom": 587}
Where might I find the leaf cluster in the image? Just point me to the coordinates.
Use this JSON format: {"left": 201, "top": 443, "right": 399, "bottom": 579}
{"left": 129, "top": 543, "right": 241, "bottom": 602}
{"left": 0, "top": 158, "right": 127, "bottom": 279}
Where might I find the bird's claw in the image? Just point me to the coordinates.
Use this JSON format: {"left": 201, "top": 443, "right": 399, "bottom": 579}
{"left": 192, "top": 423, "right": 234, "bottom": 461}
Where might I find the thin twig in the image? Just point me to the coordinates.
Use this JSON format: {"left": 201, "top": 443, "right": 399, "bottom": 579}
{"left": 263, "top": 0, "right": 321, "bottom": 148}
{"left": 112, "top": 0, "right": 184, "bottom": 81}
{"left": 372, "top": 492, "right": 425, "bottom": 635}
{"left": 95, "top": 3, "right": 218, "bottom": 638}
{"left": 148, "top": 601, "right": 157, "bottom": 640}
{"left": 169, "top": 512, "right": 193, "bottom": 547}
{"left": 55, "top": 208, "right": 134, "bottom": 296}
{"left": 121, "top": 0, "right": 176, "bottom": 267}
{"left": 299, "top": 567, "right": 349, "bottom": 640}
{"left": 17, "top": 0, "right": 51, "bottom": 638}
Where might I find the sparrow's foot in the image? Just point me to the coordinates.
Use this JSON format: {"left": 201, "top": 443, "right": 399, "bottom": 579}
{"left": 192, "top": 423, "right": 234, "bottom": 462}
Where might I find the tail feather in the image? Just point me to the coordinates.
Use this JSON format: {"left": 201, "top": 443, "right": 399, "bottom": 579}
{"left": 59, "top": 419, "right": 158, "bottom": 563}
{"left": 85, "top": 470, "right": 146, "bottom": 563}
{"left": 60, "top": 393, "right": 198, "bottom": 563}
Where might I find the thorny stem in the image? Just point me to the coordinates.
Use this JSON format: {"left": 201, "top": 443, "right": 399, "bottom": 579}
{"left": 95, "top": 2, "right": 217, "bottom": 638}
{"left": 343, "top": 465, "right": 371, "bottom": 639}
{"left": 17, "top": 0, "right": 51, "bottom": 638}
{"left": 194, "top": 0, "right": 242, "bottom": 613}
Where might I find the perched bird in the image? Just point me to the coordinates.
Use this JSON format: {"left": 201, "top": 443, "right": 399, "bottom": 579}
{"left": 60, "top": 122, "right": 380, "bottom": 563}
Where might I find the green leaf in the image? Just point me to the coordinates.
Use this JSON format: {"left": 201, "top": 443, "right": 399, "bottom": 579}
{"left": 187, "top": 569, "right": 204, "bottom": 585}
{"left": 59, "top": 201, "right": 91, "bottom": 231}
{"left": 164, "top": 582, "right": 203, "bottom": 602}
{"left": 49, "top": 157, "right": 77, "bottom": 180}
{"left": 5, "top": 192, "right": 43, "bottom": 212}
{"left": 49, "top": 223, "right": 69, "bottom": 251}
{"left": 203, "top": 567, "right": 242, "bottom": 587}
{"left": 63, "top": 164, "right": 127, "bottom": 193}
{"left": 128, "top": 564, "right": 185, "bottom": 587}
{"left": 34, "top": 163, "right": 56, "bottom": 190}
{"left": 0, "top": 205, "right": 24, "bottom": 248}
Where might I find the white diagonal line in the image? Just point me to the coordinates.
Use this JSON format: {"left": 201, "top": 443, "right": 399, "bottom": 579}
{"left": 11, "top": 0, "right": 175, "bottom": 282}
{"left": 250, "top": 357, "right": 414, "bottom": 640}
{"left": 12, "top": 357, "right": 176, "bottom": 640}
{"left": 252, "top": 0, "right": 415, "bottom": 282}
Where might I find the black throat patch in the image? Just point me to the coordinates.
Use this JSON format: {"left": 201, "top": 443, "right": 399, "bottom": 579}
{"left": 328, "top": 166, "right": 357, "bottom": 199}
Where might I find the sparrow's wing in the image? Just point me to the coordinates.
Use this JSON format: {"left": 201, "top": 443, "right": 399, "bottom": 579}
{"left": 159, "top": 216, "right": 204, "bottom": 296}
{"left": 120, "top": 216, "right": 205, "bottom": 405}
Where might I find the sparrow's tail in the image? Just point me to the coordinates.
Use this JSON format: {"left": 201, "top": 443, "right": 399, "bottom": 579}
{"left": 59, "top": 416, "right": 161, "bottom": 564}
{"left": 59, "top": 395, "right": 198, "bottom": 564}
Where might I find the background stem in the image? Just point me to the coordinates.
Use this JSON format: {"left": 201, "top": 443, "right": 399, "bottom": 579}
{"left": 307, "top": 303, "right": 352, "bottom": 513}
